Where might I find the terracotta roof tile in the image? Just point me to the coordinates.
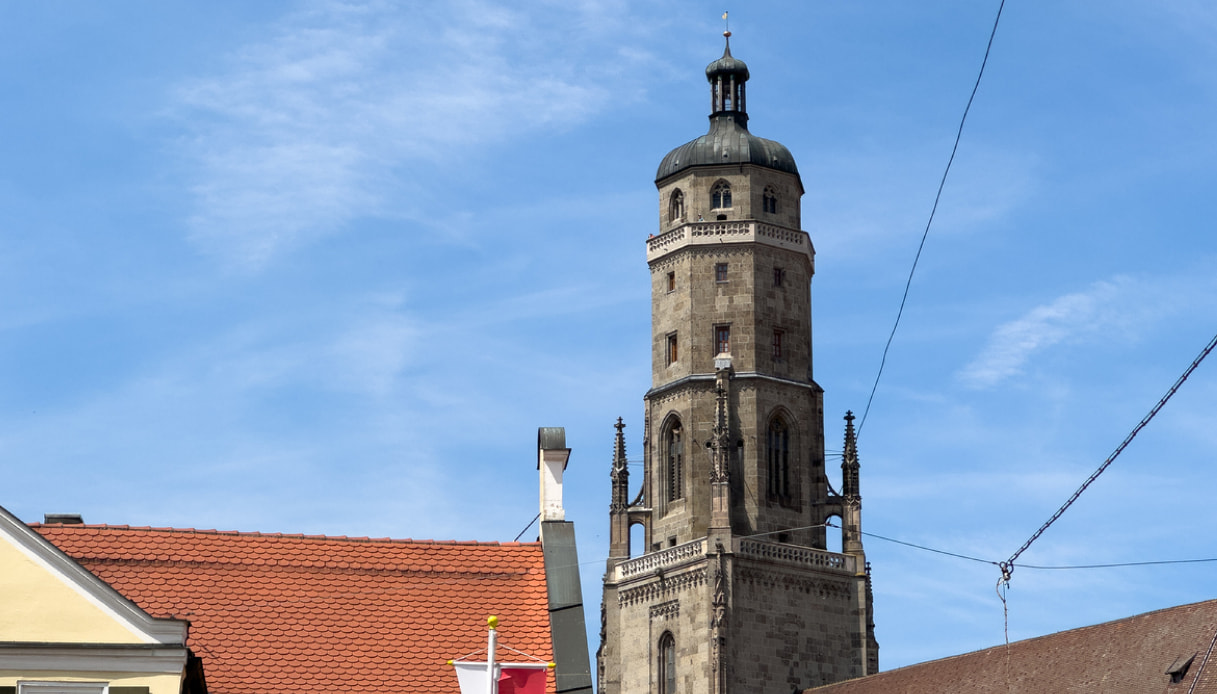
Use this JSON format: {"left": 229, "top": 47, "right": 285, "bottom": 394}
{"left": 35, "top": 524, "right": 554, "bottom": 694}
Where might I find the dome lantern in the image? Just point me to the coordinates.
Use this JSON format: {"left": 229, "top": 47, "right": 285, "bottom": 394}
{"left": 706, "top": 32, "right": 749, "bottom": 125}
{"left": 655, "top": 34, "right": 801, "bottom": 187}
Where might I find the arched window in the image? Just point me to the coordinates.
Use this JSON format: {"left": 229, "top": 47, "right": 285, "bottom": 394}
{"left": 767, "top": 416, "right": 790, "bottom": 500}
{"left": 763, "top": 187, "right": 778, "bottom": 214}
{"left": 663, "top": 419, "right": 684, "bottom": 504}
{"left": 711, "top": 180, "right": 732, "bottom": 209}
{"left": 668, "top": 189, "right": 685, "bottom": 223}
{"left": 658, "top": 632, "right": 676, "bottom": 694}
{"left": 825, "top": 514, "right": 844, "bottom": 554}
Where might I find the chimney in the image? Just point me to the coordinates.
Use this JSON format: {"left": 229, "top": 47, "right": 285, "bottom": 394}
{"left": 538, "top": 427, "right": 571, "bottom": 522}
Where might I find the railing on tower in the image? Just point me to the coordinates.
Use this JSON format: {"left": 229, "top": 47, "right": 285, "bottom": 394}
{"left": 646, "top": 221, "right": 813, "bottom": 264}
{"left": 616, "top": 539, "right": 706, "bottom": 580}
{"left": 735, "top": 538, "right": 855, "bottom": 573}
{"left": 614, "top": 536, "right": 855, "bottom": 580}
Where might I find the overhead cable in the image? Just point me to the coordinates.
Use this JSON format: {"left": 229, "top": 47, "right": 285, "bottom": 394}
{"left": 829, "top": 521, "right": 1217, "bottom": 573}
{"left": 857, "top": 0, "right": 1008, "bottom": 439}
{"left": 1000, "top": 329, "right": 1217, "bottom": 581}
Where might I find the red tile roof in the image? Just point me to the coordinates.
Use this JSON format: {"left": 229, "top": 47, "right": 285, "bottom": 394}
{"left": 34, "top": 524, "right": 554, "bottom": 694}
{"left": 808, "top": 599, "right": 1217, "bottom": 694}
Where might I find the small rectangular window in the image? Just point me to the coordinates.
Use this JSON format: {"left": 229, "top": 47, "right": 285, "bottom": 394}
{"left": 772, "top": 329, "right": 784, "bottom": 359}
{"left": 773, "top": 267, "right": 785, "bottom": 288}
{"left": 667, "top": 333, "right": 678, "bottom": 365}
{"left": 667, "top": 271, "right": 676, "bottom": 292}
{"left": 715, "top": 325, "right": 731, "bottom": 355}
{"left": 715, "top": 263, "right": 728, "bottom": 283}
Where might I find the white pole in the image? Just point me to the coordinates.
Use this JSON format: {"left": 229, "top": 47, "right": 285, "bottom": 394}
{"left": 486, "top": 616, "right": 499, "bottom": 694}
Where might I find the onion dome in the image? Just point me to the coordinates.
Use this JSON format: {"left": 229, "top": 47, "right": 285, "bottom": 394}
{"left": 656, "top": 34, "right": 800, "bottom": 183}
{"left": 705, "top": 39, "right": 750, "bottom": 83}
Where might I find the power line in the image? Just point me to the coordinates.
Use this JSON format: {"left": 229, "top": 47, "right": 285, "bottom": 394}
{"left": 1000, "top": 329, "right": 1217, "bottom": 581}
{"left": 1020, "top": 558, "right": 1217, "bottom": 571}
{"left": 827, "top": 522, "right": 1217, "bottom": 573}
{"left": 857, "top": 0, "right": 1007, "bottom": 439}
{"left": 825, "top": 520, "right": 997, "bottom": 566}
{"left": 861, "top": 529, "right": 997, "bottom": 566}
{"left": 513, "top": 512, "right": 540, "bottom": 542}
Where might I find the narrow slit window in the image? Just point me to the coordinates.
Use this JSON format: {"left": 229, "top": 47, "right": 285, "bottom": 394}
{"left": 772, "top": 329, "right": 784, "bottom": 360}
{"left": 665, "top": 423, "right": 684, "bottom": 502}
{"left": 667, "top": 333, "right": 678, "bottom": 365}
{"left": 768, "top": 417, "right": 790, "bottom": 500}
{"left": 659, "top": 632, "right": 676, "bottom": 694}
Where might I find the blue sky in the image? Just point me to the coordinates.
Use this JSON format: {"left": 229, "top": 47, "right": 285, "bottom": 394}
{"left": 4, "top": 0, "right": 1217, "bottom": 673}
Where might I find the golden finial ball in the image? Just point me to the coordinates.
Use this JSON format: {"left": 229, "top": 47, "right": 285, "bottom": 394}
{"left": 488, "top": 615, "right": 499, "bottom": 629}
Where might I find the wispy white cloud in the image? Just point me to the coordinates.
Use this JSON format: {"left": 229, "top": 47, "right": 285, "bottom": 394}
{"left": 169, "top": 0, "right": 649, "bottom": 269}
{"left": 958, "top": 278, "right": 1136, "bottom": 389}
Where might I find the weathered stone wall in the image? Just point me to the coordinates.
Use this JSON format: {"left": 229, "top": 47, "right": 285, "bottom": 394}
{"left": 729, "top": 561, "right": 864, "bottom": 691}
{"left": 657, "top": 165, "right": 802, "bottom": 231}
{"left": 608, "top": 562, "right": 711, "bottom": 694}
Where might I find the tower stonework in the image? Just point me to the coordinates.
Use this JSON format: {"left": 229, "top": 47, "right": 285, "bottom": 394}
{"left": 599, "top": 37, "right": 878, "bottom": 694}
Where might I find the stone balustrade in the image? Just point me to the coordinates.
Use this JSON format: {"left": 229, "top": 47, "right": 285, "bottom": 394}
{"left": 617, "top": 539, "right": 706, "bottom": 580}
{"left": 735, "top": 538, "right": 855, "bottom": 574}
{"left": 646, "top": 220, "right": 814, "bottom": 265}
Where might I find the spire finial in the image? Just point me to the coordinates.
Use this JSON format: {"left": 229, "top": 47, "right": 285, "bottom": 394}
{"left": 721, "top": 11, "right": 732, "bottom": 54}
{"left": 842, "top": 411, "right": 861, "bottom": 500}
{"left": 612, "top": 417, "right": 627, "bottom": 474}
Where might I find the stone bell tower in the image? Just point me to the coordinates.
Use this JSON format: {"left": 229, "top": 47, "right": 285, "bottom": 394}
{"left": 598, "top": 34, "right": 878, "bottom": 693}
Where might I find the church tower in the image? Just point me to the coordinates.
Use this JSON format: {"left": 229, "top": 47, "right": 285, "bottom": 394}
{"left": 599, "top": 35, "right": 878, "bottom": 693}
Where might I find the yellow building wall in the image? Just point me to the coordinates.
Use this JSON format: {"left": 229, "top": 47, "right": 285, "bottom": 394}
{"left": 0, "top": 672, "right": 182, "bottom": 694}
{"left": 0, "top": 535, "right": 146, "bottom": 644}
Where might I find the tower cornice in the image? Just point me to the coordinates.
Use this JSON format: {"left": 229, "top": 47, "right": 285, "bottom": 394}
{"left": 646, "top": 219, "right": 814, "bottom": 268}
{"left": 644, "top": 371, "right": 819, "bottom": 401}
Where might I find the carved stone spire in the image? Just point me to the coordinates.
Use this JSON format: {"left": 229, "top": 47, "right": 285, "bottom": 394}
{"left": 842, "top": 410, "right": 860, "bottom": 504}
{"left": 709, "top": 358, "right": 733, "bottom": 533}
{"left": 710, "top": 383, "right": 731, "bottom": 483}
{"left": 610, "top": 417, "right": 629, "bottom": 513}
{"left": 608, "top": 417, "right": 632, "bottom": 561}
{"left": 709, "top": 542, "right": 729, "bottom": 694}
{"left": 841, "top": 411, "right": 864, "bottom": 557}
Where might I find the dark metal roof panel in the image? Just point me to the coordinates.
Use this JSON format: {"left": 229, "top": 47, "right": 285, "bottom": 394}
{"left": 656, "top": 116, "right": 800, "bottom": 183}
{"left": 538, "top": 427, "right": 566, "bottom": 451}
{"left": 540, "top": 521, "right": 582, "bottom": 609}
{"left": 540, "top": 521, "right": 593, "bottom": 694}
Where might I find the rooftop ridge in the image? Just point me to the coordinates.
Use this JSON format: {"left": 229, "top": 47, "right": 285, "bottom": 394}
{"left": 814, "top": 597, "right": 1217, "bottom": 686}
{"left": 31, "top": 523, "right": 541, "bottom": 546}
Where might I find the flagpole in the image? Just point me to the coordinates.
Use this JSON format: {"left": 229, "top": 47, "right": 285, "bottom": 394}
{"left": 486, "top": 615, "right": 499, "bottom": 694}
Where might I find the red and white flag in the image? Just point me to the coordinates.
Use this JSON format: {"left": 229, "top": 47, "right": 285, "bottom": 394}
{"left": 453, "top": 662, "right": 548, "bottom": 694}
{"left": 498, "top": 666, "right": 547, "bottom": 694}
{"left": 451, "top": 617, "right": 550, "bottom": 694}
